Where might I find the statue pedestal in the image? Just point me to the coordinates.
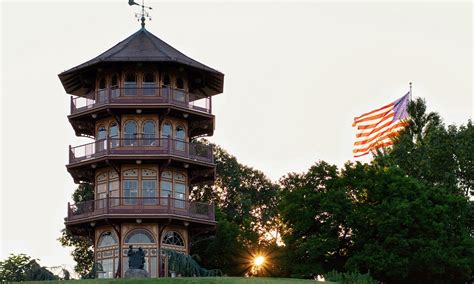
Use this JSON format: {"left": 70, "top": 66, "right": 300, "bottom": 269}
{"left": 125, "top": 268, "right": 149, "bottom": 278}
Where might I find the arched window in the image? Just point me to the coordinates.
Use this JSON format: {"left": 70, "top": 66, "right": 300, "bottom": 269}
{"left": 143, "top": 73, "right": 156, "bottom": 96}
{"left": 111, "top": 74, "right": 120, "bottom": 98}
{"left": 97, "top": 126, "right": 107, "bottom": 152}
{"left": 125, "top": 229, "right": 155, "bottom": 244}
{"left": 97, "top": 126, "right": 107, "bottom": 140}
{"left": 162, "top": 231, "right": 184, "bottom": 247}
{"left": 143, "top": 121, "right": 155, "bottom": 146}
{"left": 109, "top": 122, "right": 119, "bottom": 148}
{"left": 161, "top": 122, "right": 172, "bottom": 144}
{"left": 123, "top": 229, "right": 158, "bottom": 277}
{"left": 97, "top": 232, "right": 118, "bottom": 279}
{"left": 98, "top": 78, "right": 107, "bottom": 103}
{"left": 175, "top": 125, "right": 186, "bottom": 151}
{"left": 124, "top": 72, "right": 137, "bottom": 96}
{"left": 98, "top": 232, "right": 118, "bottom": 248}
{"left": 173, "top": 77, "right": 185, "bottom": 102}
{"left": 161, "top": 122, "right": 172, "bottom": 149}
{"left": 124, "top": 121, "right": 137, "bottom": 146}
{"left": 96, "top": 172, "right": 108, "bottom": 200}
{"left": 161, "top": 74, "right": 171, "bottom": 98}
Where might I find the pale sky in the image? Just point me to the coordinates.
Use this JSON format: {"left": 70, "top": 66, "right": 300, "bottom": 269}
{"left": 1, "top": 0, "right": 473, "bottom": 273}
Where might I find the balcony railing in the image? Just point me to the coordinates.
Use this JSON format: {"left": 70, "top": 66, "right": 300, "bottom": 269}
{"left": 67, "top": 196, "right": 215, "bottom": 222}
{"left": 70, "top": 87, "right": 211, "bottom": 115}
{"left": 69, "top": 138, "right": 214, "bottom": 164}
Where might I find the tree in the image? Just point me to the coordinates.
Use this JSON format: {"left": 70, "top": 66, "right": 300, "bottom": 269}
{"left": 377, "top": 98, "right": 459, "bottom": 194}
{"left": 0, "top": 254, "right": 58, "bottom": 282}
{"left": 343, "top": 163, "right": 473, "bottom": 283}
{"left": 190, "top": 208, "right": 246, "bottom": 275}
{"left": 279, "top": 161, "right": 352, "bottom": 277}
{"left": 58, "top": 183, "right": 95, "bottom": 278}
{"left": 278, "top": 98, "right": 474, "bottom": 282}
{"left": 0, "top": 254, "right": 32, "bottom": 282}
{"left": 454, "top": 120, "right": 474, "bottom": 197}
{"left": 191, "top": 143, "right": 281, "bottom": 275}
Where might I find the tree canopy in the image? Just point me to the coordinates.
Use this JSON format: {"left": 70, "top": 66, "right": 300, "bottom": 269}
{"left": 190, "top": 145, "right": 281, "bottom": 276}
{"left": 0, "top": 254, "right": 60, "bottom": 282}
{"left": 278, "top": 98, "right": 474, "bottom": 282}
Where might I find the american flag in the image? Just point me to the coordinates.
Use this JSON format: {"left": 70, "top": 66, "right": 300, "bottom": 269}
{"left": 352, "top": 93, "right": 410, "bottom": 157}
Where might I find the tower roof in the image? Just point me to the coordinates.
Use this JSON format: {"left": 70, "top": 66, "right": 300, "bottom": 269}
{"left": 58, "top": 28, "right": 224, "bottom": 97}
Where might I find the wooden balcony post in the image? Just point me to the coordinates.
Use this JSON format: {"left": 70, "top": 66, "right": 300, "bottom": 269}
{"left": 209, "top": 96, "right": 212, "bottom": 114}
{"left": 106, "top": 193, "right": 110, "bottom": 214}
{"left": 69, "top": 145, "right": 73, "bottom": 163}
{"left": 70, "top": 96, "right": 74, "bottom": 114}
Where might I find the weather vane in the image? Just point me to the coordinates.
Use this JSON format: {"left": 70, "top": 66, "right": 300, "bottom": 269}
{"left": 128, "top": 0, "right": 152, "bottom": 28}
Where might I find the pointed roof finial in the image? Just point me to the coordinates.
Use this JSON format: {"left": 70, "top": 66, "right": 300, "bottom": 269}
{"left": 128, "top": 0, "right": 152, "bottom": 29}
{"left": 409, "top": 82, "right": 413, "bottom": 101}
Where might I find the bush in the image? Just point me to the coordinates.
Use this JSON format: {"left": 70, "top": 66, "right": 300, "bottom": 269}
{"left": 325, "top": 270, "right": 377, "bottom": 284}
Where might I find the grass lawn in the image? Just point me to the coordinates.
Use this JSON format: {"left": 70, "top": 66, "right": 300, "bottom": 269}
{"left": 21, "top": 277, "right": 327, "bottom": 284}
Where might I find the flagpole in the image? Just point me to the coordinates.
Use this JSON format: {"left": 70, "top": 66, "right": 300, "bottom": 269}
{"left": 409, "top": 81, "right": 412, "bottom": 101}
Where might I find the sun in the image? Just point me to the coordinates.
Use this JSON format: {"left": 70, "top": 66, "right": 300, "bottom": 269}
{"left": 254, "top": 255, "right": 265, "bottom": 267}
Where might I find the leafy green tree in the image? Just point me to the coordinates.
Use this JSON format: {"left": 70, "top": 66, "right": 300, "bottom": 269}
{"left": 190, "top": 208, "right": 246, "bottom": 275}
{"left": 191, "top": 143, "right": 281, "bottom": 275}
{"left": 378, "top": 98, "right": 459, "bottom": 194}
{"left": 0, "top": 254, "right": 32, "bottom": 282}
{"left": 0, "top": 254, "right": 58, "bottom": 282}
{"left": 193, "top": 144, "right": 280, "bottom": 241}
{"left": 343, "top": 163, "right": 473, "bottom": 283}
{"left": 279, "top": 161, "right": 352, "bottom": 277}
{"left": 279, "top": 98, "right": 474, "bottom": 282}
{"left": 454, "top": 120, "right": 474, "bottom": 197}
{"left": 58, "top": 183, "right": 94, "bottom": 278}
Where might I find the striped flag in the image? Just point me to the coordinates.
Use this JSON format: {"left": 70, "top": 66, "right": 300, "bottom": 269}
{"left": 352, "top": 93, "right": 410, "bottom": 157}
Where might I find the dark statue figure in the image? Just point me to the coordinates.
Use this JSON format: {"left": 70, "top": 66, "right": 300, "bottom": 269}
{"left": 127, "top": 245, "right": 145, "bottom": 270}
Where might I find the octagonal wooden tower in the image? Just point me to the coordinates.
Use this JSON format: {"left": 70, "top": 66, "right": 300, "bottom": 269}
{"left": 59, "top": 26, "right": 223, "bottom": 278}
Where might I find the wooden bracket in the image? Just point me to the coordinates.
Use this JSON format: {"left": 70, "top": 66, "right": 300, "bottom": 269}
{"left": 107, "top": 108, "right": 121, "bottom": 131}
{"left": 106, "top": 159, "right": 121, "bottom": 176}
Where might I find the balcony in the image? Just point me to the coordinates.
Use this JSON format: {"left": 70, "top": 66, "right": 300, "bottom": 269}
{"left": 66, "top": 196, "right": 215, "bottom": 225}
{"left": 70, "top": 87, "right": 211, "bottom": 115}
{"left": 69, "top": 138, "right": 214, "bottom": 165}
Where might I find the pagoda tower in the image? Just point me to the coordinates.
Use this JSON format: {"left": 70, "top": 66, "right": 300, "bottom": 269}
{"left": 59, "top": 16, "right": 223, "bottom": 278}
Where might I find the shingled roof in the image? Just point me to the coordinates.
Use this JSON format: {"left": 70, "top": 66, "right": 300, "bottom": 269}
{"left": 58, "top": 28, "right": 224, "bottom": 97}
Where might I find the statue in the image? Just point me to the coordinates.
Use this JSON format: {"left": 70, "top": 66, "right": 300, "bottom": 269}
{"left": 125, "top": 245, "right": 149, "bottom": 278}
{"left": 137, "top": 247, "right": 145, "bottom": 269}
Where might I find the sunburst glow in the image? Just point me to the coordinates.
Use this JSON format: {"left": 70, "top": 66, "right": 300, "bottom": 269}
{"left": 254, "top": 255, "right": 265, "bottom": 267}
